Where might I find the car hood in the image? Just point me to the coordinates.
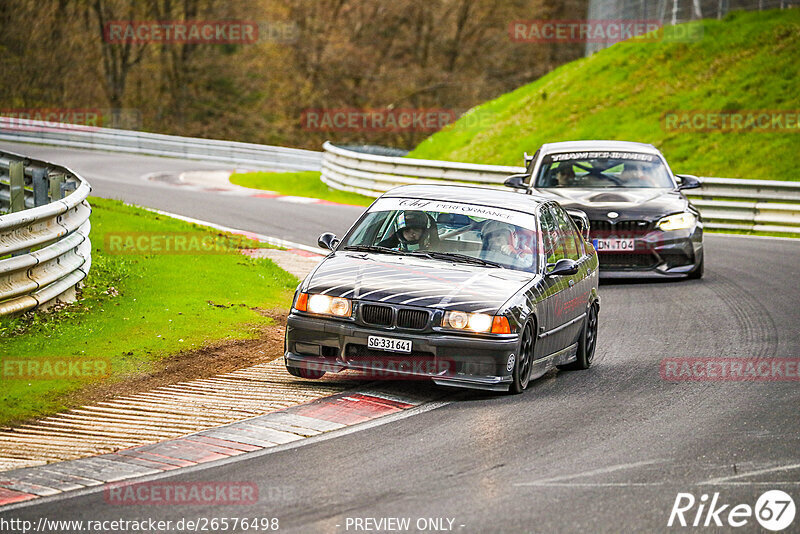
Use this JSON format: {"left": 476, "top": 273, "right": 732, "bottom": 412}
{"left": 532, "top": 187, "right": 690, "bottom": 221}
{"left": 303, "top": 252, "right": 535, "bottom": 314}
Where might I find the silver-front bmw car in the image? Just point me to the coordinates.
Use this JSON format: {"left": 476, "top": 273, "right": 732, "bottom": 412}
{"left": 505, "top": 140, "right": 704, "bottom": 279}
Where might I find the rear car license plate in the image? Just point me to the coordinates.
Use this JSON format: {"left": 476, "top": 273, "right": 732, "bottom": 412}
{"left": 592, "top": 238, "right": 635, "bottom": 251}
{"left": 367, "top": 336, "right": 412, "bottom": 353}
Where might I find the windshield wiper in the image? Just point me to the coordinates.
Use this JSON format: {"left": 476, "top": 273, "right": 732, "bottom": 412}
{"left": 341, "top": 245, "right": 406, "bottom": 255}
{"left": 408, "top": 250, "right": 501, "bottom": 268}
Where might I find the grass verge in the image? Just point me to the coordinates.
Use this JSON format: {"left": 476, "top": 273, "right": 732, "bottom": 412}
{"left": 0, "top": 197, "right": 298, "bottom": 427}
{"left": 408, "top": 9, "right": 800, "bottom": 180}
{"left": 230, "top": 170, "right": 375, "bottom": 206}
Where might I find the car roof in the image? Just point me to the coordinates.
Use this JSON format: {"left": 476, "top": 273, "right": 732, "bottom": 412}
{"left": 538, "top": 140, "right": 661, "bottom": 156}
{"left": 381, "top": 184, "right": 551, "bottom": 214}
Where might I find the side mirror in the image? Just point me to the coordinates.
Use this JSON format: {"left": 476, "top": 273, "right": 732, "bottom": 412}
{"left": 317, "top": 232, "right": 339, "bottom": 250}
{"left": 675, "top": 174, "right": 701, "bottom": 190}
{"left": 566, "top": 209, "right": 591, "bottom": 242}
{"left": 546, "top": 258, "right": 579, "bottom": 277}
{"left": 524, "top": 152, "right": 534, "bottom": 167}
{"left": 504, "top": 174, "right": 528, "bottom": 190}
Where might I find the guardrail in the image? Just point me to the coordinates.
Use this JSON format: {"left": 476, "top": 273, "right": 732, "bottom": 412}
{"left": 0, "top": 150, "right": 92, "bottom": 316}
{"left": 321, "top": 142, "right": 800, "bottom": 235}
{"left": 0, "top": 117, "right": 322, "bottom": 172}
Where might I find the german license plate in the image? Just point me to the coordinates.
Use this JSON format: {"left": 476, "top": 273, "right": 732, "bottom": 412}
{"left": 593, "top": 238, "right": 635, "bottom": 251}
{"left": 367, "top": 336, "right": 412, "bottom": 353}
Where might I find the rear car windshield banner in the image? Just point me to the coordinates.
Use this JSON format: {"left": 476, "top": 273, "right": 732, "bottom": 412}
{"left": 550, "top": 151, "right": 656, "bottom": 162}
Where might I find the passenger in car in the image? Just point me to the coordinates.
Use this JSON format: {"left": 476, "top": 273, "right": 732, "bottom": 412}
{"left": 480, "top": 221, "right": 534, "bottom": 268}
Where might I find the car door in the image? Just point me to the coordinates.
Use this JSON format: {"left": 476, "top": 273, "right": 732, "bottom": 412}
{"left": 536, "top": 203, "right": 571, "bottom": 357}
{"left": 552, "top": 203, "right": 589, "bottom": 348}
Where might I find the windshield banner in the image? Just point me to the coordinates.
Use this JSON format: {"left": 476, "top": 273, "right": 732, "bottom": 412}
{"left": 368, "top": 197, "right": 538, "bottom": 231}
{"left": 550, "top": 152, "right": 656, "bottom": 162}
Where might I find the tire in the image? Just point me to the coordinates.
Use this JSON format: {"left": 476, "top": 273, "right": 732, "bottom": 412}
{"left": 510, "top": 322, "right": 535, "bottom": 394}
{"left": 687, "top": 254, "right": 704, "bottom": 279}
{"left": 558, "top": 303, "right": 598, "bottom": 371}
{"left": 286, "top": 364, "right": 325, "bottom": 379}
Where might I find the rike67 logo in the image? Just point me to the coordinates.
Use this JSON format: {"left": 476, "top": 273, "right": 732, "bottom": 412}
{"left": 668, "top": 490, "right": 795, "bottom": 531}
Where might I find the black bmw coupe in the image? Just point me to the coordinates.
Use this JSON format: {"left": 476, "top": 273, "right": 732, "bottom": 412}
{"left": 505, "top": 140, "right": 704, "bottom": 279}
{"left": 284, "top": 184, "right": 599, "bottom": 394}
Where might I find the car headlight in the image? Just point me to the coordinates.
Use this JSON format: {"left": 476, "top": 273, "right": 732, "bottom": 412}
{"left": 656, "top": 212, "right": 696, "bottom": 231}
{"left": 443, "top": 311, "right": 512, "bottom": 334}
{"left": 294, "top": 293, "right": 352, "bottom": 317}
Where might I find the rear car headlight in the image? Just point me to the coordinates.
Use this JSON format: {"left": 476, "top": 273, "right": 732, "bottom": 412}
{"left": 657, "top": 212, "right": 696, "bottom": 231}
{"left": 443, "top": 311, "right": 512, "bottom": 334}
{"left": 295, "top": 293, "right": 352, "bottom": 317}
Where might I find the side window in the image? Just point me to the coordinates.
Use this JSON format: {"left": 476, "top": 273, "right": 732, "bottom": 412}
{"left": 540, "top": 205, "right": 565, "bottom": 264}
{"left": 553, "top": 205, "right": 583, "bottom": 260}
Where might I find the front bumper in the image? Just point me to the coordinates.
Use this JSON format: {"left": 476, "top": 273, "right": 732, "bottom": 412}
{"left": 595, "top": 226, "right": 703, "bottom": 278}
{"left": 285, "top": 313, "right": 519, "bottom": 392}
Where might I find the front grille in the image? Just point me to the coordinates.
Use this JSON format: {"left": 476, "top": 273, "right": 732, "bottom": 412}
{"left": 397, "top": 309, "right": 428, "bottom": 330}
{"left": 598, "top": 252, "right": 658, "bottom": 268}
{"left": 362, "top": 304, "right": 393, "bottom": 326}
{"left": 346, "top": 344, "right": 434, "bottom": 362}
{"left": 345, "top": 344, "right": 440, "bottom": 375}
{"left": 590, "top": 220, "right": 651, "bottom": 236}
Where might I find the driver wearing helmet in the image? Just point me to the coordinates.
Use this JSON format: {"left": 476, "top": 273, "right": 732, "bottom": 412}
{"left": 378, "top": 210, "right": 432, "bottom": 251}
{"left": 481, "top": 220, "right": 533, "bottom": 266}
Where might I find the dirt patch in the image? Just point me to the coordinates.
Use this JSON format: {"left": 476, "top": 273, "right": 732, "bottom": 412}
{"left": 63, "top": 308, "right": 288, "bottom": 409}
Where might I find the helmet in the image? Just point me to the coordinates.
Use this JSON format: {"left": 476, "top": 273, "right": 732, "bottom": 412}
{"left": 482, "top": 220, "right": 513, "bottom": 240}
{"left": 395, "top": 210, "right": 428, "bottom": 244}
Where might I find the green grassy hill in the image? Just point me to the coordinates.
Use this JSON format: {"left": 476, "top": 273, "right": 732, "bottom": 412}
{"left": 408, "top": 9, "right": 799, "bottom": 180}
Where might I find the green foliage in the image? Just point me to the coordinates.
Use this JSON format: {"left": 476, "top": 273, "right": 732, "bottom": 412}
{"left": 408, "top": 10, "right": 800, "bottom": 180}
{"left": 0, "top": 197, "right": 297, "bottom": 426}
{"left": 230, "top": 171, "right": 375, "bottom": 206}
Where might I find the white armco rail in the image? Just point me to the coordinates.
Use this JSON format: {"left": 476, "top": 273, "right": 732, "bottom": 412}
{"left": 1, "top": 118, "right": 796, "bottom": 235}
{"left": 321, "top": 142, "right": 800, "bottom": 235}
{"left": 0, "top": 150, "right": 91, "bottom": 316}
{"left": 0, "top": 117, "right": 322, "bottom": 171}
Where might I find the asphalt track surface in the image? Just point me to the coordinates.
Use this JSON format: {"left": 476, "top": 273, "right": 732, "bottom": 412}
{"left": 1, "top": 141, "right": 799, "bottom": 533}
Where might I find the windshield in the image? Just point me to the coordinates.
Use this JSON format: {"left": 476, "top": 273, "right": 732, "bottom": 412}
{"left": 534, "top": 151, "right": 674, "bottom": 189}
{"left": 341, "top": 197, "right": 538, "bottom": 272}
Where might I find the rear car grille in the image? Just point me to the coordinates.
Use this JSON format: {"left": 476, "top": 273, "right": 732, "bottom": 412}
{"left": 598, "top": 252, "right": 658, "bottom": 269}
{"left": 360, "top": 304, "right": 429, "bottom": 330}
{"left": 397, "top": 309, "right": 428, "bottom": 329}
{"left": 362, "top": 304, "right": 393, "bottom": 326}
{"left": 590, "top": 220, "right": 651, "bottom": 236}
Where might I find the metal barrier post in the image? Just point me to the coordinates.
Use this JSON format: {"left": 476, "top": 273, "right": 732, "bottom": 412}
{"left": 9, "top": 161, "right": 25, "bottom": 212}
{"left": 49, "top": 172, "right": 65, "bottom": 200}
{"left": 32, "top": 168, "right": 49, "bottom": 206}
